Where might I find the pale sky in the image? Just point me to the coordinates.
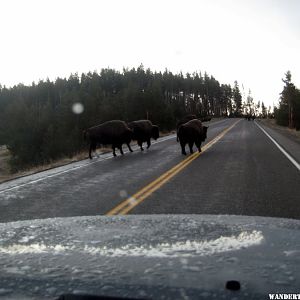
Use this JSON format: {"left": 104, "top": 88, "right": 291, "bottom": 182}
{"left": 1, "top": 0, "right": 299, "bottom": 107}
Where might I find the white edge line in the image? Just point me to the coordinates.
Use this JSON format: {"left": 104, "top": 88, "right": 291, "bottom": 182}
{"left": 0, "top": 119, "right": 232, "bottom": 194}
{"left": 255, "top": 121, "right": 300, "bottom": 172}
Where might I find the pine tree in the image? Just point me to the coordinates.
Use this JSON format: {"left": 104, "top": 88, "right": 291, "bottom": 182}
{"left": 281, "top": 71, "right": 296, "bottom": 128}
{"left": 232, "top": 81, "right": 242, "bottom": 116}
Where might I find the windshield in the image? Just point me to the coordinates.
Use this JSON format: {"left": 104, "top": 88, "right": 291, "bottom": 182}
{"left": 0, "top": 1, "right": 299, "bottom": 299}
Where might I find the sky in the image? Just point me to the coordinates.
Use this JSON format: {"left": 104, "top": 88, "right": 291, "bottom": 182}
{"left": 0, "top": 0, "right": 299, "bottom": 108}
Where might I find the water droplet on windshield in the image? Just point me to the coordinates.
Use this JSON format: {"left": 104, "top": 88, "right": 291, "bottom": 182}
{"left": 128, "top": 197, "right": 137, "bottom": 205}
{"left": 72, "top": 103, "right": 84, "bottom": 114}
{"left": 119, "top": 190, "right": 128, "bottom": 198}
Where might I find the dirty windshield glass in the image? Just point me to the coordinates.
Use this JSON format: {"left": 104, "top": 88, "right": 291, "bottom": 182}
{"left": 0, "top": 0, "right": 299, "bottom": 299}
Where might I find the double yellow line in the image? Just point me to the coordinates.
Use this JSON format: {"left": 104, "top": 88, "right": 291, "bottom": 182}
{"left": 106, "top": 120, "right": 240, "bottom": 215}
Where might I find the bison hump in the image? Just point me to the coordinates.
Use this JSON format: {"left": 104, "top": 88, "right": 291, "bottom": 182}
{"left": 183, "top": 119, "right": 203, "bottom": 129}
{"left": 88, "top": 120, "right": 130, "bottom": 137}
{"left": 129, "top": 120, "right": 153, "bottom": 131}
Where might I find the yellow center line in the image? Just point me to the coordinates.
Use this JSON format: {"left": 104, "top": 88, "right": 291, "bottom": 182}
{"left": 106, "top": 153, "right": 196, "bottom": 215}
{"left": 106, "top": 119, "right": 241, "bottom": 215}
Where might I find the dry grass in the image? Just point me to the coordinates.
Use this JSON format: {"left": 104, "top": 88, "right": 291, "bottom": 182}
{"left": 0, "top": 146, "right": 11, "bottom": 183}
{"left": 160, "top": 130, "right": 176, "bottom": 137}
{"left": 260, "top": 118, "right": 300, "bottom": 141}
{"left": 0, "top": 147, "right": 112, "bottom": 184}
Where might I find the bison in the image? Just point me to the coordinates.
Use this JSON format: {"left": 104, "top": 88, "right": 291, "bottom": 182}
{"left": 246, "top": 115, "right": 255, "bottom": 121}
{"left": 177, "top": 119, "right": 208, "bottom": 155}
{"left": 84, "top": 120, "right": 133, "bottom": 159}
{"left": 128, "top": 120, "right": 159, "bottom": 151}
{"left": 176, "top": 114, "right": 197, "bottom": 142}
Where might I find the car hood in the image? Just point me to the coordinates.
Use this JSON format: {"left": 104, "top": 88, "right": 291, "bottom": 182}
{"left": 0, "top": 214, "right": 299, "bottom": 299}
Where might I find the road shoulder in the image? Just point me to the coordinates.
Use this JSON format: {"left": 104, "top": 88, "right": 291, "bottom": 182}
{"left": 259, "top": 119, "right": 300, "bottom": 144}
{"left": 255, "top": 119, "right": 300, "bottom": 166}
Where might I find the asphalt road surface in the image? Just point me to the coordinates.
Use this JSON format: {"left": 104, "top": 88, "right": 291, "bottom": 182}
{"left": 0, "top": 118, "right": 299, "bottom": 223}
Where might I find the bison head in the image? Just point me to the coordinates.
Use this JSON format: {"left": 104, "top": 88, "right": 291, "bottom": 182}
{"left": 151, "top": 125, "right": 159, "bottom": 140}
{"left": 201, "top": 126, "right": 208, "bottom": 141}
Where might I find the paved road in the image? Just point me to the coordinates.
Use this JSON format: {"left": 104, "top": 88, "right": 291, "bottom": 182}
{"left": 0, "top": 118, "right": 299, "bottom": 222}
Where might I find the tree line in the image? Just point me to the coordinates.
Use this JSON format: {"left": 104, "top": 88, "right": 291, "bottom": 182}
{"left": 275, "top": 71, "right": 300, "bottom": 130}
{"left": 0, "top": 65, "right": 244, "bottom": 171}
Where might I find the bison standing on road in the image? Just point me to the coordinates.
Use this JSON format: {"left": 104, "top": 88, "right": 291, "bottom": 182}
{"left": 246, "top": 115, "right": 256, "bottom": 121}
{"left": 84, "top": 120, "right": 133, "bottom": 159}
{"left": 176, "top": 114, "right": 197, "bottom": 142}
{"left": 128, "top": 120, "right": 159, "bottom": 151}
{"left": 177, "top": 119, "right": 208, "bottom": 155}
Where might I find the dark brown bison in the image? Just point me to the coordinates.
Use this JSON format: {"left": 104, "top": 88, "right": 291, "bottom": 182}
{"left": 246, "top": 115, "right": 255, "bottom": 121}
{"left": 177, "top": 119, "right": 208, "bottom": 155}
{"left": 84, "top": 120, "right": 133, "bottom": 159}
{"left": 176, "top": 114, "right": 197, "bottom": 142}
{"left": 128, "top": 120, "right": 159, "bottom": 151}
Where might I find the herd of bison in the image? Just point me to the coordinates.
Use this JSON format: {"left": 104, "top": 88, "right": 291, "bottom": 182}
{"left": 83, "top": 114, "right": 209, "bottom": 159}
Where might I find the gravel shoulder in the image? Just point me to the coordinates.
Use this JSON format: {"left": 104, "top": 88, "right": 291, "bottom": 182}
{"left": 256, "top": 118, "right": 300, "bottom": 164}
{"left": 258, "top": 118, "right": 300, "bottom": 145}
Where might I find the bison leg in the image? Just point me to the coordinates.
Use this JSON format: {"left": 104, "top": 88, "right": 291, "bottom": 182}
{"left": 112, "top": 146, "right": 117, "bottom": 157}
{"left": 138, "top": 140, "right": 144, "bottom": 151}
{"left": 180, "top": 141, "right": 187, "bottom": 155}
{"left": 189, "top": 142, "right": 194, "bottom": 154}
{"left": 195, "top": 141, "right": 202, "bottom": 152}
{"left": 89, "top": 144, "right": 93, "bottom": 159}
{"left": 119, "top": 145, "right": 124, "bottom": 155}
{"left": 146, "top": 139, "right": 151, "bottom": 149}
{"left": 126, "top": 143, "right": 133, "bottom": 152}
{"left": 195, "top": 141, "right": 201, "bottom": 152}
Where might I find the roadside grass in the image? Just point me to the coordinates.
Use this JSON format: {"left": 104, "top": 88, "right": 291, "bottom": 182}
{"left": 0, "top": 146, "right": 11, "bottom": 183}
{"left": 259, "top": 118, "right": 300, "bottom": 142}
{"left": 0, "top": 147, "right": 111, "bottom": 184}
